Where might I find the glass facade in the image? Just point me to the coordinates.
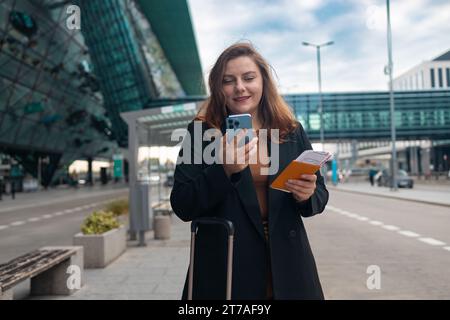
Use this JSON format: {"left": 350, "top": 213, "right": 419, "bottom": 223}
{"left": 0, "top": 0, "right": 118, "bottom": 185}
{"left": 0, "top": 0, "right": 203, "bottom": 185}
{"left": 283, "top": 90, "right": 450, "bottom": 141}
{"left": 79, "top": 0, "right": 154, "bottom": 147}
{"left": 78, "top": 0, "right": 189, "bottom": 147}
{"left": 126, "top": 0, "right": 185, "bottom": 98}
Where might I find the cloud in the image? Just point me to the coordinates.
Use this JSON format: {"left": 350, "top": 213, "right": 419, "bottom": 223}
{"left": 187, "top": 0, "right": 450, "bottom": 93}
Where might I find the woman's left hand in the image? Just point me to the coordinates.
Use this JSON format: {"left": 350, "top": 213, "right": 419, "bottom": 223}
{"left": 285, "top": 174, "right": 317, "bottom": 203}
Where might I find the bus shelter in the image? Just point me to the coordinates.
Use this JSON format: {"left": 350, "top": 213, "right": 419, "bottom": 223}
{"left": 120, "top": 102, "right": 201, "bottom": 245}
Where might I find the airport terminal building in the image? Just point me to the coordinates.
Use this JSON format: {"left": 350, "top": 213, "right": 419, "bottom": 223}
{"left": 0, "top": 0, "right": 204, "bottom": 190}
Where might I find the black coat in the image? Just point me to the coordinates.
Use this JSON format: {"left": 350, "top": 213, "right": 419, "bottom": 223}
{"left": 170, "top": 120, "right": 329, "bottom": 300}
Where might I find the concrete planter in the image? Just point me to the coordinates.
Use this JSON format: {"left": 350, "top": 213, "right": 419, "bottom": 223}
{"left": 73, "top": 225, "right": 126, "bottom": 268}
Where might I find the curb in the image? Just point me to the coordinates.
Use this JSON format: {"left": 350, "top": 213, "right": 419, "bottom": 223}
{"left": 0, "top": 188, "right": 128, "bottom": 214}
{"left": 328, "top": 186, "right": 450, "bottom": 208}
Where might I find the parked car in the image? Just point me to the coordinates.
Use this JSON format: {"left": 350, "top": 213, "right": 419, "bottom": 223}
{"left": 377, "top": 169, "right": 414, "bottom": 188}
{"left": 23, "top": 178, "right": 39, "bottom": 192}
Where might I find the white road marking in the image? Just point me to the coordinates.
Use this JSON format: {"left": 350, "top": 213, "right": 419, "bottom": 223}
{"left": 10, "top": 221, "right": 25, "bottom": 226}
{"left": 418, "top": 237, "right": 446, "bottom": 246}
{"left": 382, "top": 225, "right": 400, "bottom": 231}
{"left": 1, "top": 201, "right": 110, "bottom": 230}
{"left": 0, "top": 189, "right": 127, "bottom": 214}
{"left": 333, "top": 206, "right": 447, "bottom": 249}
{"left": 398, "top": 230, "right": 420, "bottom": 238}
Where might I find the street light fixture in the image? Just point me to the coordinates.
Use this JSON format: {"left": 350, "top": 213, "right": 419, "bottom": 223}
{"left": 302, "top": 41, "right": 334, "bottom": 149}
{"left": 303, "top": 40, "right": 334, "bottom": 183}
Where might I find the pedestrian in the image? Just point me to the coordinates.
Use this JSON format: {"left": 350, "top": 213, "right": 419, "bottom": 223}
{"left": 170, "top": 42, "right": 329, "bottom": 300}
{"left": 11, "top": 179, "right": 15, "bottom": 199}
{"left": 0, "top": 176, "right": 3, "bottom": 201}
{"left": 369, "top": 167, "right": 377, "bottom": 186}
{"left": 71, "top": 170, "right": 79, "bottom": 189}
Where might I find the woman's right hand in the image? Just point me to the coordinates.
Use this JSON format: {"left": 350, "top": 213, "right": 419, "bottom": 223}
{"left": 219, "top": 129, "right": 258, "bottom": 178}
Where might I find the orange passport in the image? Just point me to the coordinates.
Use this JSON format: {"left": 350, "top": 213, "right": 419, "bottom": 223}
{"left": 270, "top": 150, "right": 332, "bottom": 193}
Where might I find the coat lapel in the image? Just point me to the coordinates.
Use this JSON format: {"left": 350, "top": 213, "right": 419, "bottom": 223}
{"left": 219, "top": 122, "right": 299, "bottom": 240}
{"left": 267, "top": 132, "right": 300, "bottom": 237}
{"left": 267, "top": 139, "right": 291, "bottom": 237}
{"left": 219, "top": 121, "right": 265, "bottom": 239}
{"left": 231, "top": 134, "right": 297, "bottom": 241}
{"left": 233, "top": 167, "right": 266, "bottom": 240}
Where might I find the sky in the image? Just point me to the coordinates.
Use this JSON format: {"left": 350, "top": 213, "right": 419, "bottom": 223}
{"left": 72, "top": 0, "right": 450, "bottom": 171}
{"left": 187, "top": 0, "right": 450, "bottom": 94}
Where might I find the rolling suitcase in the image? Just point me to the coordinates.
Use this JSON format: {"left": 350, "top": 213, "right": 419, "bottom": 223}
{"left": 188, "top": 218, "right": 235, "bottom": 300}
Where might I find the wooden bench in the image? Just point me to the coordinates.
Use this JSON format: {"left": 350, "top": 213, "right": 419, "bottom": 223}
{"left": 0, "top": 246, "right": 84, "bottom": 300}
{"left": 152, "top": 202, "right": 162, "bottom": 210}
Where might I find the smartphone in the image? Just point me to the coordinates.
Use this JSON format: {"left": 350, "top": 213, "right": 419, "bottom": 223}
{"left": 225, "top": 113, "right": 254, "bottom": 147}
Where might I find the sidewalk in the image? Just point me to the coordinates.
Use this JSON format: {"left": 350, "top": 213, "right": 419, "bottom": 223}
{"left": 30, "top": 214, "right": 191, "bottom": 300}
{"left": 328, "top": 182, "right": 450, "bottom": 207}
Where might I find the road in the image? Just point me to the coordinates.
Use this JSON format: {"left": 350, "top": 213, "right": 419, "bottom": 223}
{"left": 2, "top": 182, "right": 449, "bottom": 299}
{"left": 0, "top": 186, "right": 134, "bottom": 264}
{"left": 304, "top": 188, "right": 450, "bottom": 299}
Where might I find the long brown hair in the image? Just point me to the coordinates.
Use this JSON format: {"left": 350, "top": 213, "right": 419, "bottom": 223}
{"left": 194, "top": 42, "right": 299, "bottom": 143}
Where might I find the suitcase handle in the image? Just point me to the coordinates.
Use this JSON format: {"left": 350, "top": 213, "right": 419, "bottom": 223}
{"left": 188, "top": 218, "right": 234, "bottom": 300}
{"left": 190, "top": 217, "right": 235, "bottom": 236}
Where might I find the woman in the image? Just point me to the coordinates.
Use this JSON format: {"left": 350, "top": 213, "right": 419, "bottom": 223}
{"left": 170, "top": 42, "right": 328, "bottom": 300}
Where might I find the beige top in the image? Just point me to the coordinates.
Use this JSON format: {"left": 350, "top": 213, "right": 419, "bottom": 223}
{"left": 248, "top": 129, "right": 270, "bottom": 221}
{"left": 248, "top": 130, "right": 273, "bottom": 298}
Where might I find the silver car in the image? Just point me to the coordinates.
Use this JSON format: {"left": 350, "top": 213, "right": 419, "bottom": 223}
{"left": 377, "top": 169, "right": 414, "bottom": 188}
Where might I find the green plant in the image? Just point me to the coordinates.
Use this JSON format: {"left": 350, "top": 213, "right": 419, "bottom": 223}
{"left": 104, "top": 199, "right": 129, "bottom": 216}
{"left": 81, "top": 211, "right": 121, "bottom": 235}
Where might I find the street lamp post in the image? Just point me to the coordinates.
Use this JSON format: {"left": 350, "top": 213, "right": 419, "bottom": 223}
{"left": 302, "top": 41, "right": 334, "bottom": 182}
{"left": 37, "top": 156, "right": 42, "bottom": 189}
{"left": 385, "top": 0, "right": 398, "bottom": 191}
